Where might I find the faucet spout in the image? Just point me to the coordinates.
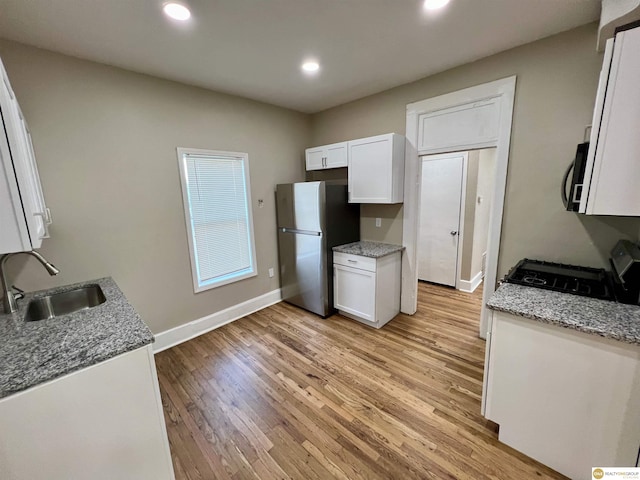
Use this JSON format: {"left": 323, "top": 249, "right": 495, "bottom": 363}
{"left": 0, "top": 251, "right": 59, "bottom": 314}
{"left": 28, "top": 251, "right": 60, "bottom": 276}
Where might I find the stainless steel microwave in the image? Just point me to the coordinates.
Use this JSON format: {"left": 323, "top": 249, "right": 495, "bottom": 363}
{"left": 562, "top": 142, "right": 589, "bottom": 212}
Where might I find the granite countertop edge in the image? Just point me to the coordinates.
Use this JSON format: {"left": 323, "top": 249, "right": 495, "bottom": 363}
{"left": 333, "top": 241, "right": 405, "bottom": 258}
{"left": 487, "top": 283, "right": 640, "bottom": 346}
{"left": 0, "top": 277, "right": 154, "bottom": 399}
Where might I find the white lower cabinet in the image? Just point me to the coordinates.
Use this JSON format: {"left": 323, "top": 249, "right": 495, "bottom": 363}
{"left": 484, "top": 311, "right": 640, "bottom": 479}
{"left": 0, "top": 345, "right": 175, "bottom": 480}
{"left": 334, "top": 251, "right": 401, "bottom": 328}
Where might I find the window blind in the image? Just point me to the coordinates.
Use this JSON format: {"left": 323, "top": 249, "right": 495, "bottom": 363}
{"left": 181, "top": 151, "right": 256, "bottom": 291}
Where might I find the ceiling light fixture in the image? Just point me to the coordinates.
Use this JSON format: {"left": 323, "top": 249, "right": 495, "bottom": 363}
{"left": 163, "top": 2, "right": 191, "bottom": 21}
{"left": 302, "top": 61, "right": 320, "bottom": 74}
{"left": 423, "top": 0, "right": 450, "bottom": 10}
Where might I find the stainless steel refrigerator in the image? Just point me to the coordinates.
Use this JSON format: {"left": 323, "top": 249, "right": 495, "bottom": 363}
{"left": 276, "top": 181, "right": 359, "bottom": 317}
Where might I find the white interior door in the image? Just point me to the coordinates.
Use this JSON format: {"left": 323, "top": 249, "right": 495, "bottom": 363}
{"left": 418, "top": 153, "right": 465, "bottom": 286}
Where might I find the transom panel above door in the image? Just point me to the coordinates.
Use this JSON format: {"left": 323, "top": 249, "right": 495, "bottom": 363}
{"left": 418, "top": 98, "right": 500, "bottom": 154}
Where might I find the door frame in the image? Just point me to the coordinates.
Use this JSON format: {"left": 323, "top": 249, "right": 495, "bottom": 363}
{"left": 401, "top": 76, "right": 516, "bottom": 338}
{"left": 418, "top": 152, "right": 468, "bottom": 289}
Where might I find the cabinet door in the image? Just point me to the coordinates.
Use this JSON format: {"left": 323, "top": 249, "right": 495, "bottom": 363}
{"left": 0, "top": 114, "right": 30, "bottom": 252}
{"left": 305, "top": 142, "right": 348, "bottom": 171}
{"left": 485, "top": 312, "right": 640, "bottom": 479}
{"left": 348, "top": 133, "right": 404, "bottom": 203}
{"left": 0, "top": 59, "right": 49, "bottom": 251}
{"left": 579, "top": 39, "right": 613, "bottom": 214}
{"left": 334, "top": 263, "right": 376, "bottom": 323}
{"left": 349, "top": 135, "right": 393, "bottom": 203}
{"left": 305, "top": 146, "right": 325, "bottom": 171}
{"left": 0, "top": 346, "right": 175, "bottom": 480}
{"left": 325, "top": 142, "right": 348, "bottom": 168}
{"left": 586, "top": 27, "right": 640, "bottom": 215}
{"left": 17, "top": 111, "right": 50, "bottom": 247}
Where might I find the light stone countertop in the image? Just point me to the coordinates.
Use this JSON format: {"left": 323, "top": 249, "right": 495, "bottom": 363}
{"left": 0, "top": 277, "right": 154, "bottom": 399}
{"left": 487, "top": 283, "right": 640, "bottom": 346}
{"left": 333, "top": 241, "right": 404, "bottom": 258}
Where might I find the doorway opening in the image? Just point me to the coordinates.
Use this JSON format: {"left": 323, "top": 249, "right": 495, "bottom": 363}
{"left": 401, "top": 77, "right": 516, "bottom": 339}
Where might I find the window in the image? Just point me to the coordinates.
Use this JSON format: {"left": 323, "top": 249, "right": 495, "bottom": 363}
{"left": 177, "top": 148, "right": 257, "bottom": 292}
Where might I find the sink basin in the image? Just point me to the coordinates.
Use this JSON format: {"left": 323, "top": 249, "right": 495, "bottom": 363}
{"left": 24, "top": 285, "right": 106, "bottom": 322}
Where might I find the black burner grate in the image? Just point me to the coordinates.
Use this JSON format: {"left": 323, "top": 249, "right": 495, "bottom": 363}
{"left": 504, "top": 259, "right": 615, "bottom": 301}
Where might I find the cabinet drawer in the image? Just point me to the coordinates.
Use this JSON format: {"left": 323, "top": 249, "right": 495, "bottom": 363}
{"left": 333, "top": 252, "right": 376, "bottom": 272}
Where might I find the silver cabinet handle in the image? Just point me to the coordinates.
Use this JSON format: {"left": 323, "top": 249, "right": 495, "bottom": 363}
{"left": 34, "top": 212, "right": 51, "bottom": 238}
{"left": 347, "top": 259, "right": 357, "bottom": 263}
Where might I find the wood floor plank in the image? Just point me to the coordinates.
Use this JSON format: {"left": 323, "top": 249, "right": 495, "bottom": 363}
{"left": 157, "top": 281, "right": 568, "bottom": 480}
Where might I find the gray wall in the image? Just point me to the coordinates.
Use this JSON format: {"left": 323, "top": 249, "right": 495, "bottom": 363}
{"left": 0, "top": 39, "right": 310, "bottom": 334}
{"left": 310, "top": 23, "right": 640, "bottom": 276}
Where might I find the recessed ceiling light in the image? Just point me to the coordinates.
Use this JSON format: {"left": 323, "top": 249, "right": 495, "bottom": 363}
{"left": 163, "top": 2, "right": 191, "bottom": 21}
{"left": 302, "top": 61, "right": 320, "bottom": 74}
{"left": 423, "top": 0, "right": 450, "bottom": 10}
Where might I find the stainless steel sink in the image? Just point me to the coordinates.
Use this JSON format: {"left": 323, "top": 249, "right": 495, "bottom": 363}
{"left": 24, "top": 285, "right": 106, "bottom": 322}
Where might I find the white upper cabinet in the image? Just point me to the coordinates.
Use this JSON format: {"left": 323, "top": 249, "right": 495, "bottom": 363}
{"left": 0, "top": 57, "right": 51, "bottom": 253}
{"left": 580, "top": 24, "right": 640, "bottom": 216}
{"left": 305, "top": 141, "right": 348, "bottom": 170}
{"left": 348, "top": 133, "right": 405, "bottom": 204}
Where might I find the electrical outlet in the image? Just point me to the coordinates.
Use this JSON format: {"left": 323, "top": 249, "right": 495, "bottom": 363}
{"left": 375, "top": 218, "right": 382, "bottom": 228}
{"left": 258, "top": 199, "right": 264, "bottom": 208}
{"left": 268, "top": 267, "right": 274, "bottom": 278}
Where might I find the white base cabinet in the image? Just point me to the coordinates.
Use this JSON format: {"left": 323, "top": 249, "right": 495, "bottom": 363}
{"left": 305, "top": 141, "right": 348, "bottom": 170}
{"left": 484, "top": 311, "right": 640, "bottom": 480}
{"left": 0, "top": 345, "right": 175, "bottom": 480}
{"left": 334, "top": 251, "right": 401, "bottom": 328}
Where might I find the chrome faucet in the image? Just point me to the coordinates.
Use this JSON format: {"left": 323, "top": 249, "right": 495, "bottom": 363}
{"left": 0, "top": 251, "right": 59, "bottom": 314}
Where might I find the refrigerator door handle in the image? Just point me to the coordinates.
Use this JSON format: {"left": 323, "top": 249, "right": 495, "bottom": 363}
{"left": 280, "top": 227, "right": 322, "bottom": 236}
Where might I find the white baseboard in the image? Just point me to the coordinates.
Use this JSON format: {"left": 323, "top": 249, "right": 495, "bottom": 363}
{"left": 153, "top": 288, "right": 282, "bottom": 353}
{"left": 458, "top": 271, "right": 483, "bottom": 293}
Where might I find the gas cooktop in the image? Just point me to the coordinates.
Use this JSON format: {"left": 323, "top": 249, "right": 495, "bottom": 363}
{"left": 504, "top": 259, "right": 615, "bottom": 301}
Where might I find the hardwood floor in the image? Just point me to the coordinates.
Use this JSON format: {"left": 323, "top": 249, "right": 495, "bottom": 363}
{"left": 156, "top": 282, "right": 567, "bottom": 480}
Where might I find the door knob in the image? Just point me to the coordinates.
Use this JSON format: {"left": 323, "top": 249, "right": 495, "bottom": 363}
{"left": 450, "top": 231, "right": 458, "bottom": 236}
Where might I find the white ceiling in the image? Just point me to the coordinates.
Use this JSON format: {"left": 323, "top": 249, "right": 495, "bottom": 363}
{"left": 0, "top": 0, "right": 601, "bottom": 113}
